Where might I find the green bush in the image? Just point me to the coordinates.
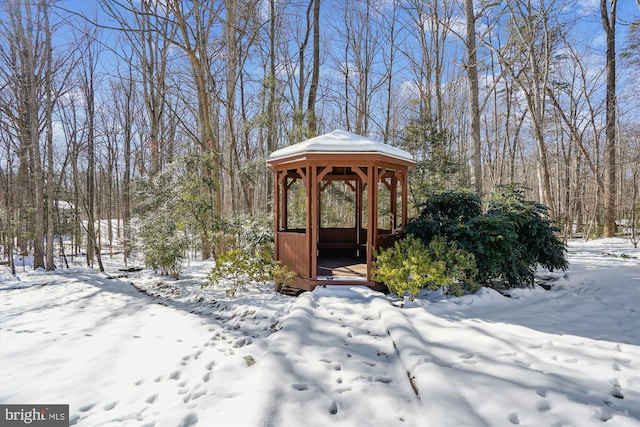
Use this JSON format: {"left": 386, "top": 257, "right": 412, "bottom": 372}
{"left": 206, "top": 249, "right": 252, "bottom": 297}
{"left": 137, "top": 210, "right": 189, "bottom": 279}
{"left": 406, "top": 190, "right": 481, "bottom": 243}
{"left": 488, "top": 186, "right": 568, "bottom": 284}
{"left": 373, "top": 235, "right": 477, "bottom": 299}
{"left": 407, "top": 187, "right": 568, "bottom": 289}
{"left": 273, "top": 261, "right": 296, "bottom": 292}
{"left": 451, "top": 214, "right": 523, "bottom": 286}
{"left": 426, "top": 236, "right": 479, "bottom": 296}
{"left": 203, "top": 218, "right": 285, "bottom": 296}
{"left": 205, "top": 249, "right": 292, "bottom": 296}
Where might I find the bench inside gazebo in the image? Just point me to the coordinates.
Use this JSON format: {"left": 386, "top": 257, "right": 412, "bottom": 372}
{"left": 267, "top": 130, "right": 416, "bottom": 292}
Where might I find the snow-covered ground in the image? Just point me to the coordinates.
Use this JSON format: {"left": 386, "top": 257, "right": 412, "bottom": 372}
{"left": 1, "top": 238, "right": 639, "bottom": 426}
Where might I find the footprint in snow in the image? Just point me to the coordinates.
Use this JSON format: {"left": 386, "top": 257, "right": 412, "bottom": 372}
{"left": 292, "top": 383, "right": 309, "bottom": 391}
{"left": 103, "top": 402, "right": 118, "bottom": 411}
{"left": 600, "top": 407, "right": 613, "bottom": 422}
{"left": 508, "top": 412, "right": 520, "bottom": 424}
{"left": 169, "top": 371, "right": 181, "bottom": 380}
{"left": 328, "top": 400, "right": 339, "bottom": 415}
{"left": 536, "top": 400, "right": 551, "bottom": 412}
{"left": 614, "top": 357, "right": 631, "bottom": 365}
{"left": 178, "top": 413, "right": 198, "bottom": 427}
{"left": 202, "top": 372, "right": 212, "bottom": 383}
{"left": 134, "top": 379, "right": 144, "bottom": 386}
{"left": 146, "top": 394, "right": 158, "bottom": 404}
{"left": 79, "top": 404, "right": 95, "bottom": 413}
{"left": 536, "top": 388, "right": 547, "bottom": 398}
{"left": 233, "top": 337, "right": 252, "bottom": 348}
{"left": 183, "top": 390, "right": 206, "bottom": 403}
{"left": 609, "top": 379, "right": 624, "bottom": 399}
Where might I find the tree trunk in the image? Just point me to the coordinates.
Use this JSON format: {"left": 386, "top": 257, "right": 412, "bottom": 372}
{"left": 601, "top": 0, "right": 617, "bottom": 237}
{"left": 465, "top": 0, "right": 483, "bottom": 195}
{"left": 307, "top": 0, "right": 320, "bottom": 135}
{"left": 44, "top": 1, "right": 55, "bottom": 270}
{"left": 225, "top": 0, "right": 238, "bottom": 215}
{"left": 266, "top": 0, "right": 277, "bottom": 201}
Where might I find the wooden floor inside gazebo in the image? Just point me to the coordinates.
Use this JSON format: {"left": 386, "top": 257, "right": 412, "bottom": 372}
{"left": 317, "top": 256, "right": 367, "bottom": 280}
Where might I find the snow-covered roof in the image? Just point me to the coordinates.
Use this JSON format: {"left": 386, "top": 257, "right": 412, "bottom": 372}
{"left": 268, "top": 130, "right": 415, "bottom": 163}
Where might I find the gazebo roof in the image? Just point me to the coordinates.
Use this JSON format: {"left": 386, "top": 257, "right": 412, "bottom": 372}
{"left": 268, "top": 130, "right": 415, "bottom": 164}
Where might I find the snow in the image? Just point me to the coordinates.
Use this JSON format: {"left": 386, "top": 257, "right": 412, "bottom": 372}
{"left": 268, "top": 130, "right": 415, "bottom": 163}
{"left": 1, "top": 238, "right": 639, "bottom": 426}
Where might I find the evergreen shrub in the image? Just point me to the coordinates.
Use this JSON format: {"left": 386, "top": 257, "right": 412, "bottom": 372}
{"left": 137, "top": 210, "right": 189, "bottom": 279}
{"left": 373, "top": 235, "right": 478, "bottom": 299}
{"left": 406, "top": 186, "right": 568, "bottom": 290}
{"left": 207, "top": 249, "right": 251, "bottom": 297}
{"left": 203, "top": 215, "right": 296, "bottom": 296}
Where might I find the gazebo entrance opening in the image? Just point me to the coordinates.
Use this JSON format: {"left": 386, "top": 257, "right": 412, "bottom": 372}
{"left": 317, "top": 168, "right": 368, "bottom": 280}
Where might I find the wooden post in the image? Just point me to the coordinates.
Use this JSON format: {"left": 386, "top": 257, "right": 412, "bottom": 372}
{"left": 366, "top": 165, "right": 376, "bottom": 280}
{"left": 282, "top": 175, "right": 288, "bottom": 231}
{"left": 390, "top": 173, "right": 398, "bottom": 230}
{"left": 401, "top": 168, "right": 408, "bottom": 229}
{"left": 274, "top": 169, "right": 281, "bottom": 262}
{"left": 310, "top": 165, "right": 318, "bottom": 280}
{"left": 356, "top": 179, "right": 362, "bottom": 256}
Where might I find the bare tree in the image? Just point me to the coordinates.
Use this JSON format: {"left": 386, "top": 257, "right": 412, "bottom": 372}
{"left": 0, "top": 0, "right": 50, "bottom": 268}
{"left": 307, "top": 0, "right": 321, "bottom": 135}
{"left": 492, "top": 0, "right": 561, "bottom": 219}
{"left": 113, "top": 53, "right": 137, "bottom": 263}
{"left": 291, "top": 0, "right": 317, "bottom": 140}
{"left": 0, "top": 116, "right": 16, "bottom": 274}
{"left": 332, "top": 0, "right": 389, "bottom": 135}
{"left": 464, "top": 0, "right": 483, "bottom": 194}
{"left": 76, "top": 22, "right": 105, "bottom": 272}
{"left": 601, "top": 0, "right": 617, "bottom": 237}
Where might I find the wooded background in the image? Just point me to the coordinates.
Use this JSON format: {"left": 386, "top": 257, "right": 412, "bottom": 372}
{"left": 1, "top": 0, "right": 638, "bottom": 271}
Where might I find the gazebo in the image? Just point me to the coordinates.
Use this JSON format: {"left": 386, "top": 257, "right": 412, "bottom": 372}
{"left": 266, "top": 130, "right": 416, "bottom": 291}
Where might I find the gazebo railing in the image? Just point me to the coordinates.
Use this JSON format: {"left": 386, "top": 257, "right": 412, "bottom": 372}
{"left": 276, "top": 231, "right": 309, "bottom": 278}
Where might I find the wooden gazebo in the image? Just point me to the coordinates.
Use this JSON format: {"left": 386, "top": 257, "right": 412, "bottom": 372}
{"left": 267, "top": 130, "right": 416, "bottom": 291}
